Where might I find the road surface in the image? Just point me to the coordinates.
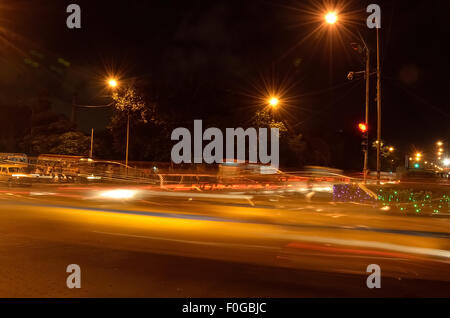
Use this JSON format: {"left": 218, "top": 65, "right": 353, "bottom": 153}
{"left": 0, "top": 183, "right": 449, "bottom": 297}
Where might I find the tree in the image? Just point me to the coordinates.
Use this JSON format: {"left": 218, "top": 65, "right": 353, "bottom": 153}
{"left": 371, "top": 140, "right": 399, "bottom": 171}
{"left": 109, "top": 85, "right": 170, "bottom": 161}
{"left": 112, "top": 86, "right": 148, "bottom": 121}
{"left": 49, "top": 132, "right": 90, "bottom": 156}
{"left": 252, "top": 110, "right": 288, "bottom": 133}
{"left": 17, "top": 93, "right": 90, "bottom": 156}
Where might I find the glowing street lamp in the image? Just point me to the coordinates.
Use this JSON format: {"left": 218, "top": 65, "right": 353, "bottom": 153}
{"left": 325, "top": 12, "right": 337, "bottom": 24}
{"left": 321, "top": 6, "right": 382, "bottom": 181}
{"left": 268, "top": 97, "right": 279, "bottom": 108}
{"left": 108, "top": 78, "right": 118, "bottom": 88}
{"left": 414, "top": 152, "right": 422, "bottom": 162}
{"left": 437, "top": 141, "right": 443, "bottom": 147}
{"left": 443, "top": 158, "right": 450, "bottom": 166}
{"left": 388, "top": 146, "right": 394, "bottom": 152}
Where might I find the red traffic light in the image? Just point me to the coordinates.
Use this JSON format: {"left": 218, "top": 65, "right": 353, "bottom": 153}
{"left": 358, "top": 123, "right": 368, "bottom": 133}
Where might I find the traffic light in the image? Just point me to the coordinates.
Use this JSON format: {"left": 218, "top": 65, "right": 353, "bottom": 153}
{"left": 358, "top": 123, "right": 369, "bottom": 152}
{"left": 358, "top": 123, "right": 368, "bottom": 133}
{"left": 414, "top": 163, "right": 420, "bottom": 169}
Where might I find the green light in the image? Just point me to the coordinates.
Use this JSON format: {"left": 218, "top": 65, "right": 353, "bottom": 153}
{"left": 414, "top": 163, "right": 420, "bottom": 168}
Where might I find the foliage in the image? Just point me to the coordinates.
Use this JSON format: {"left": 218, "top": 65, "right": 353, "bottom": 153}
{"left": 371, "top": 140, "right": 391, "bottom": 158}
{"left": 108, "top": 85, "right": 170, "bottom": 161}
{"left": 16, "top": 96, "right": 90, "bottom": 156}
{"left": 112, "top": 86, "right": 148, "bottom": 122}
{"left": 253, "top": 110, "right": 287, "bottom": 133}
{"left": 48, "top": 131, "right": 90, "bottom": 156}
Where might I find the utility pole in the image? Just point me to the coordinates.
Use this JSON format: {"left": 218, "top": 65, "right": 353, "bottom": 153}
{"left": 350, "top": 34, "right": 370, "bottom": 182}
{"left": 125, "top": 112, "right": 130, "bottom": 168}
{"left": 89, "top": 128, "right": 94, "bottom": 158}
{"left": 71, "top": 94, "right": 77, "bottom": 125}
{"left": 364, "top": 44, "right": 370, "bottom": 181}
{"left": 376, "top": 28, "right": 382, "bottom": 182}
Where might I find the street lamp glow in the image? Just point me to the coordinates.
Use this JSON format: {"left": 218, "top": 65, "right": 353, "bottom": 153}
{"left": 268, "top": 97, "right": 279, "bottom": 108}
{"left": 325, "top": 12, "right": 337, "bottom": 24}
{"left": 388, "top": 146, "right": 394, "bottom": 152}
{"left": 108, "top": 78, "right": 118, "bottom": 88}
{"left": 443, "top": 158, "right": 450, "bottom": 166}
{"left": 437, "top": 141, "right": 443, "bottom": 147}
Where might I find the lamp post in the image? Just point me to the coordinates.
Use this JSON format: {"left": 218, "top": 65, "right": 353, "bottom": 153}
{"left": 325, "top": 11, "right": 382, "bottom": 181}
{"left": 89, "top": 128, "right": 94, "bottom": 158}
{"left": 69, "top": 78, "right": 119, "bottom": 158}
{"left": 125, "top": 111, "right": 130, "bottom": 168}
{"left": 364, "top": 43, "right": 370, "bottom": 180}
{"left": 106, "top": 78, "right": 129, "bottom": 167}
{"left": 376, "top": 28, "right": 382, "bottom": 182}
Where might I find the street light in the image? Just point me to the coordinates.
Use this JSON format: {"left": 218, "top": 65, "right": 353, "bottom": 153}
{"left": 388, "top": 146, "right": 394, "bottom": 152}
{"left": 106, "top": 78, "right": 134, "bottom": 168}
{"left": 327, "top": 12, "right": 376, "bottom": 181}
{"left": 268, "top": 97, "right": 279, "bottom": 108}
{"left": 70, "top": 78, "right": 120, "bottom": 157}
{"left": 322, "top": 7, "right": 382, "bottom": 180}
{"left": 91, "top": 78, "right": 119, "bottom": 158}
{"left": 107, "top": 80, "right": 132, "bottom": 169}
{"left": 443, "top": 158, "right": 450, "bottom": 166}
{"left": 108, "top": 78, "right": 118, "bottom": 88}
{"left": 325, "top": 12, "right": 337, "bottom": 24}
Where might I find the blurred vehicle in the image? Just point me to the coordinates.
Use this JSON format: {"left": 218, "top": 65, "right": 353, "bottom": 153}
{"left": 218, "top": 160, "right": 283, "bottom": 185}
{"left": 0, "top": 153, "right": 28, "bottom": 165}
{"left": 77, "top": 159, "right": 129, "bottom": 182}
{"left": 28, "top": 154, "right": 84, "bottom": 183}
{"left": 0, "top": 163, "right": 32, "bottom": 187}
{"left": 303, "top": 166, "right": 343, "bottom": 176}
{"left": 28, "top": 154, "right": 158, "bottom": 183}
{"left": 398, "top": 169, "right": 441, "bottom": 182}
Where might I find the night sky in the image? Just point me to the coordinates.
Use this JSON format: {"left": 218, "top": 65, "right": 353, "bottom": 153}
{"left": 0, "top": 0, "right": 449, "bottom": 166}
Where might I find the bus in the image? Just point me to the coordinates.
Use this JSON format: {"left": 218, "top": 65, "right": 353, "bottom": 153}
{"left": 0, "top": 153, "right": 28, "bottom": 165}
{"left": 28, "top": 154, "right": 86, "bottom": 182}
